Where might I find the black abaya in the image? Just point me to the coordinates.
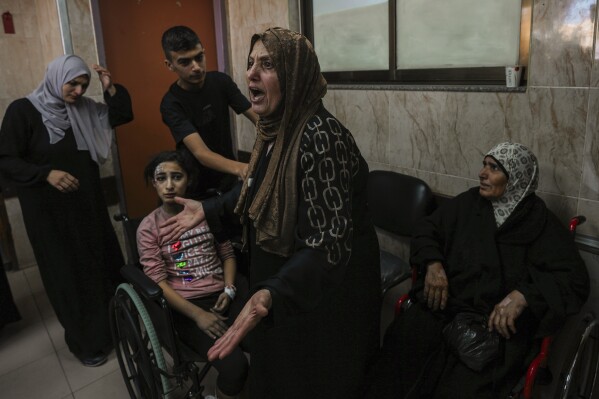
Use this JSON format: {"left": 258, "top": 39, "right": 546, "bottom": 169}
{"left": 0, "top": 85, "right": 133, "bottom": 357}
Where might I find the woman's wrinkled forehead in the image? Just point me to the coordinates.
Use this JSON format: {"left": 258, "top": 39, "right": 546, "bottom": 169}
{"left": 251, "top": 32, "right": 284, "bottom": 72}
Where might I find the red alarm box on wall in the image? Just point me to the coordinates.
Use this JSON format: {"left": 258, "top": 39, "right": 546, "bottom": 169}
{"left": 3, "top": 12, "right": 15, "bottom": 34}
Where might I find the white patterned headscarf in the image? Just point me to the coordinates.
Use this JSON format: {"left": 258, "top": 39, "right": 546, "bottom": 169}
{"left": 486, "top": 142, "right": 539, "bottom": 227}
{"left": 26, "top": 55, "right": 113, "bottom": 164}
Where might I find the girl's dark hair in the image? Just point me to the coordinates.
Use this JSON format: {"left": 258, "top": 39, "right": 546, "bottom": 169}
{"left": 143, "top": 150, "right": 196, "bottom": 188}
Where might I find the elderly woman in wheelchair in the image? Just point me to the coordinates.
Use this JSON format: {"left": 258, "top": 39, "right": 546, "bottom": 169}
{"left": 136, "top": 151, "right": 248, "bottom": 399}
{"left": 367, "top": 142, "right": 589, "bottom": 399}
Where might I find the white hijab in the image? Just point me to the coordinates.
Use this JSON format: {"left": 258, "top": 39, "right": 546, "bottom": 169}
{"left": 486, "top": 142, "right": 539, "bottom": 227}
{"left": 26, "top": 54, "right": 113, "bottom": 164}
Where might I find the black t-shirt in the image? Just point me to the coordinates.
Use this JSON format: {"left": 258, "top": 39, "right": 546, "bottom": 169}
{"left": 160, "top": 71, "right": 251, "bottom": 198}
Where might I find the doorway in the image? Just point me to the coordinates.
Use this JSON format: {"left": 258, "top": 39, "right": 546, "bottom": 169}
{"left": 95, "top": 0, "right": 220, "bottom": 218}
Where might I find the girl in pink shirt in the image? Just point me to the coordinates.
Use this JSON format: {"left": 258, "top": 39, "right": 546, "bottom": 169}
{"left": 137, "top": 151, "right": 247, "bottom": 399}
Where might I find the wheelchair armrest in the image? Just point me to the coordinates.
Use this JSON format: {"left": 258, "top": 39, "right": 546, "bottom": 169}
{"left": 522, "top": 336, "right": 553, "bottom": 399}
{"left": 394, "top": 294, "right": 412, "bottom": 316}
{"left": 120, "top": 264, "right": 163, "bottom": 300}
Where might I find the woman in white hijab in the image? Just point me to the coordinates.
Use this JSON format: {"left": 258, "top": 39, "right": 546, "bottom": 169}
{"left": 368, "top": 142, "right": 589, "bottom": 399}
{"left": 0, "top": 55, "right": 133, "bottom": 367}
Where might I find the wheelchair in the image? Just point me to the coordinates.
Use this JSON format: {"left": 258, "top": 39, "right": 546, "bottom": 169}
{"left": 392, "top": 215, "right": 590, "bottom": 399}
{"left": 553, "top": 311, "right": 599, "bottom": 399}
{"left": 109, "top": 214, "right": 213, "bottom": 399}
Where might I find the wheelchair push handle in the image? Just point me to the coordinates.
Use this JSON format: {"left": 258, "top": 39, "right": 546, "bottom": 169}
{"left": 569, "top": 215, "right": 586, "bottom": 235}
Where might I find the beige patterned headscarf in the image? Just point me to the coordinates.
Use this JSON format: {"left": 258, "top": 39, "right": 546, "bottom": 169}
{"left": 486, "top": 142, "right": 539, "bottom": 227}
{"left": 234, "top": 28, "right": 327, "bottom": 257}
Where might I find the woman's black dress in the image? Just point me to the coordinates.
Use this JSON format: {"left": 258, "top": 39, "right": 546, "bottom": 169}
{"left": 0, "top": 85, "right": 133, "bottom": 357}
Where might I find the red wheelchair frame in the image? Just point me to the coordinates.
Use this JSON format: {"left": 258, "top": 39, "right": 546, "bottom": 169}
{"left": 393, "top": 215, "right": 586, "bottom": 399}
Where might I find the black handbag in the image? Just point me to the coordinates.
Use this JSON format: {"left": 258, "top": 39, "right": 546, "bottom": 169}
{"left": 442, "top": 312, "right": 501, "bottom": 372}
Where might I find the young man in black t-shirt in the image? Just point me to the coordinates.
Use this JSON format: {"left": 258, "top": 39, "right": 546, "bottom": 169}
{"left": 160, "top": 26, "right": 257, "bottom": 199}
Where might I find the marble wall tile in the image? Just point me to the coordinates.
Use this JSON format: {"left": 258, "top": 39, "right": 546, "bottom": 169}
{"left": 367, "top": 162, "right": 475, "bottom": 198}
{"left": 577, "top": 198, "right": 599, "bottom": 236}
{"left": 68, "top": 0, "right": 103, "bottom": 97}
{"left": 234, "top": 113, "right": 257, "bottom": 152}
{"left": 580, "top": 88, "right": 599, "bottom": 200}
{"left": 228, "top": 0, "right": 288, "bottom": 28}
{"left": 326, "top": 90, "right": 390, "bottom": 165}
{"left": 388, "top": 91, "right": 505, "bottom": 178}
{"left": 529, "top": 0, "right": 595, "bottom": 87}
{"left": 367, "top": 161, "right": 392, "bottom": 173}
{"left": 591, "top": 0, "right": 599, "bottom": 86}
{"left": 19, "top": 2, "right": 39, "bottom": 39}
{"left": 516, "top": 88, "right": 588, "bottom": 196}
{"left": 0, "top": 37, "right": 44, "bottom": 100}
{"left": 411, "top": 171, "right": 477, "bottom": 198}
{"left": 221, "top": 0, "right": 599, "bottom": 243}
{"left": 35, "top": 0, "right": 63, "bottom": 65}
{"left": 0, "top": 0, "right": 21, "bottom": 11}
{"left": 536, "top": 191, "right": 579, "bottom": 229}
{"left": 227, "top": 0, "right": 290, "bottom": 149}
{"left": 65, "top": 0, "right": 89, "bottom": 25}
{"left": 322, "top": 91, "right": 336, "bottom": 116}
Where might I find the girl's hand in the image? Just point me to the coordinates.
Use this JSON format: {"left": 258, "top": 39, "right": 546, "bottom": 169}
{"left": 194, "top": 308, "right": 229, "bottom": 340}
{"left": 236, "top": 162, "right": 249, "bottom": 180}
{"left": 211, "top": 292, "right": 232, "bottom": 314}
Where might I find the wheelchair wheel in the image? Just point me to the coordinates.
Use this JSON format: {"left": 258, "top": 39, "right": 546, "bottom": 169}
{"left": 555, "top": 313, "right": 599, "bottom": 399}
{"left": 110, "top": 283, "right": 173, "bottom": 399}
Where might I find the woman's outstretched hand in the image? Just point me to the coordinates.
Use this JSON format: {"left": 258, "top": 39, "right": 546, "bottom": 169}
{"left": 159, "top": 197, "right": 205, "bottom": 242}
{"left": 424, "top": 261, "right": 448, "bottom": 311}
{"left": 488, "top": 290, "right": 528, "bottom": 339}
{"left": 207, "top": 289, "right": 272, "bottom": 361}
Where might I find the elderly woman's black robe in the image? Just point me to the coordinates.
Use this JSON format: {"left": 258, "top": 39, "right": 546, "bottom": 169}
{"left": 368, "top": 187, "right": 589, "bottom": 399}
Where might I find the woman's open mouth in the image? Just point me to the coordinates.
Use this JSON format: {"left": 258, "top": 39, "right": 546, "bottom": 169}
{"left": 249, "top": 87, "right": 265, "bottom": 102}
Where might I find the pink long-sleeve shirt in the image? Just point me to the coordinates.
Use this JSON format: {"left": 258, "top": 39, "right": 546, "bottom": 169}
{"left": 137, "top": 207, "right": 235, "bottom": 299}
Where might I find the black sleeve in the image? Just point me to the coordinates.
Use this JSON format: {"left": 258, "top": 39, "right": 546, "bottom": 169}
{"left": 0, "top": 100, "right": 51, "bottom": 186}
{"left": 105, "top": 83, "right": 133, "bottom": 127}
{"left": 202, "top": 182, "right": 243, "bottom": 234}
{"left": 160, "top": 93, "right": 197, "bottom": 143}
{"left": 517, "top": 212, "right": 590, "bottom": 335}
{"left": 409, "top": 197, "right": 459, "bottom": 273}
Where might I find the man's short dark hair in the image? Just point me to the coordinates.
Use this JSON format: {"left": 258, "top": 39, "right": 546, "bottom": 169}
{"left": 161, "top": 26, "right": 203, "bottom": 61}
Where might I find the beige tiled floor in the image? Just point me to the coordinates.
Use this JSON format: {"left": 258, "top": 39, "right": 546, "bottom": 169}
{"left": 0, "top": 265, "right": 129, "bottom": 399}
{"left": 0, "top": 265, "right": 220, "bottom": 399}
{"left": 0, "top": 264, "right": 411, "bottom": 399}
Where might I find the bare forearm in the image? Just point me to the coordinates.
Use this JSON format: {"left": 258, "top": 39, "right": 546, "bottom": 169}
{"left": 158, "top": 280, "right": 204, "bottom": 320}
{"left": 222, "top": 257, "right": 236, "bottom": 287}
{"left": 194, "top": 149, "right": 245, "bottom": 176}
